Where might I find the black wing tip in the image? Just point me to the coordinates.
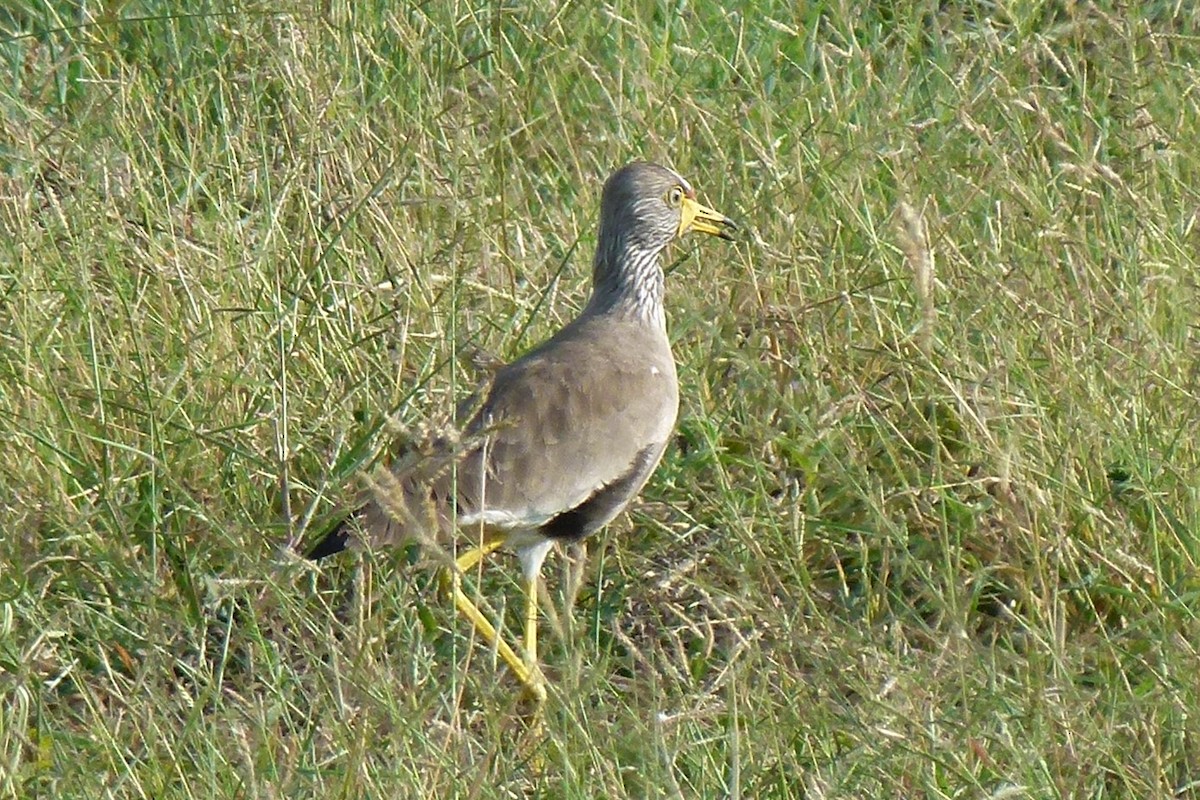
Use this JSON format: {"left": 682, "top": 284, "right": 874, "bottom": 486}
{"left": 305, "top": 524, "right": 351, "bottom": 561}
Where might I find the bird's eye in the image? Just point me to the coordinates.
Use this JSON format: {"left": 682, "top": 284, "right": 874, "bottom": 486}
{"left": 665, "top": 186, "right": 684, "bottom": 207}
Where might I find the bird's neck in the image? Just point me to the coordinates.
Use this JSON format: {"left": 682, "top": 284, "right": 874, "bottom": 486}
{"left": 587, "top": 236, "right": 666, "bottom": 329}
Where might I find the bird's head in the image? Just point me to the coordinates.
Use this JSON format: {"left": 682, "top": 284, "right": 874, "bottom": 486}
{"left": 597, "top": 162, "right": 737, "bottom": 257}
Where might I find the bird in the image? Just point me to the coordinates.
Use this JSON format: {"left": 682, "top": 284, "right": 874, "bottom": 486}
{"left": 306, "top": 161, "right": 736, "bottom": 701}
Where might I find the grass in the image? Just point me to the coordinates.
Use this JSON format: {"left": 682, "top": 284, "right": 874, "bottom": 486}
{"left": 2, "top": 0, "right": 1199, "bottom": 796}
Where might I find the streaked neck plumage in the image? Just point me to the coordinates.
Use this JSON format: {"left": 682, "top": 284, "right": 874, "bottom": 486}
{"left": 586, "top": 228, "right": 667, "bottom": 330}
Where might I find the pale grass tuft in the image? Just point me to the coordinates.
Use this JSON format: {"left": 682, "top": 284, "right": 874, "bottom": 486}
{"left": 896, "top": 198, "right": 935, "bottom": 355}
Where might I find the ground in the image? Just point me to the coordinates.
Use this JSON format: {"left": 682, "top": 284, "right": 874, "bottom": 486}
{"left": 2, "top": 2, "right": 1199, "bottom": 797}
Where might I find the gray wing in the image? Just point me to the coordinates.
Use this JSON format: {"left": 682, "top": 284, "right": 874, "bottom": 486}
{"left": 354, "top": 315, "right": 678, "bottom": 549}
{"left": 446, "top": 314, "right": 678, "bottom": 538}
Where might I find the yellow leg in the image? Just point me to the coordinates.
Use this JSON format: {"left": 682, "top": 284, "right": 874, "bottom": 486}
{"left": 524, "top": 574, "right": 539, "bottom": 665}
{"left": 518, "top": 573, "right": 548, "bottom": 771}
{"left": 449, "top": 540, "right": 546, "bottom": 702}
{"left": 455, "top": 538, "right": 503, "bottom": 573}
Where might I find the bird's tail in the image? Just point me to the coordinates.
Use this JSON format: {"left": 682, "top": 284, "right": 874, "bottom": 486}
{"left": 301, "top": 417, "right": 483, "bottom": 560}
{"left": 305, "top": 517, "right": 354, "bottom": 560}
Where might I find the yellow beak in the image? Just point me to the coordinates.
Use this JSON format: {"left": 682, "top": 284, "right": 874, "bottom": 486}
{"left": 679, "top": 195, "right": 737, "bottom": 241}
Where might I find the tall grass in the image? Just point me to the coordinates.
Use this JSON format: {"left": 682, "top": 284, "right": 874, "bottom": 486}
{"left": 2, "top": 1, "right": 1199, "bottom": 797}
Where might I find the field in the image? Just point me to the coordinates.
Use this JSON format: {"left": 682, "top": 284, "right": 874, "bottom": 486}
{"left": 3, "top": 1, "right": 1199, "bottom": 797}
